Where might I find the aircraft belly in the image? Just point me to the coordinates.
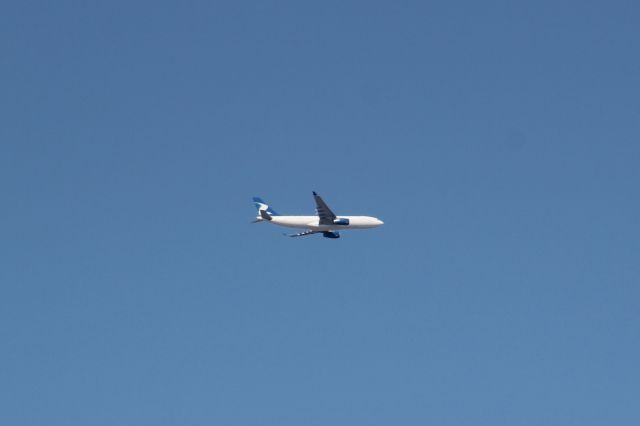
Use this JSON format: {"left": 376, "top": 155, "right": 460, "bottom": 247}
{"left": 269, "top": 216, "right": 379, "bottom": 230}
{"left": 271, "top": 216, "right": 318, "bottom": 229}
{"left": 310, "top": 224, "right": 337, "bottom": 231}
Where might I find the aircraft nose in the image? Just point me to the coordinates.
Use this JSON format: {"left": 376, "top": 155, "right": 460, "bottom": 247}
{"left": 376, "top": 218, "right": 384, "bottom": 226}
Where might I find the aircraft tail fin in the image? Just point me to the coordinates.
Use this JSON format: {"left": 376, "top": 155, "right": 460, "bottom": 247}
{"left": 252, "top": 197, "right": 280, "bottom": 216}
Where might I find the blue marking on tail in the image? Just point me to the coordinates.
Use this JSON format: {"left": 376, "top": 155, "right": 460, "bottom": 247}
{"left": 252, "top": 196, "right": 279, "bottom": 216}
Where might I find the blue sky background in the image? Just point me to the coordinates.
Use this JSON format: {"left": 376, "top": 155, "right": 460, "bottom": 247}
{"left": 2, "top": 1, "right": 639, "bottom": 425}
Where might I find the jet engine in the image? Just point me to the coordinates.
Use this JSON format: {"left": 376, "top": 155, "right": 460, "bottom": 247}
{"left": 322, "top": 231, "right": 340, "bottom": 239}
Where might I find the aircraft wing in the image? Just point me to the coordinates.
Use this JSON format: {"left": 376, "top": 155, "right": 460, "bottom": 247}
{"left": 313, "top": 191, "right": 337, "bottom": 225}
{"left": 287, "top": 230, "right": 340, "bottom": 238}
{"left": 288, "top": 230, "right": 319, "bottom": 237}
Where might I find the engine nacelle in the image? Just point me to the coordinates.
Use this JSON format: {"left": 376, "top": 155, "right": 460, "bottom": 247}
{"left": 333, "top": 218, "right": 350, "bottom": 226}
{"left": 322, "top": 231, "right": 340, "bottom": 239}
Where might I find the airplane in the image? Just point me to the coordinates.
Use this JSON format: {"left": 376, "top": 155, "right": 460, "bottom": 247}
{"left": 252, "top": 192, "right": 384, "bottom": 238}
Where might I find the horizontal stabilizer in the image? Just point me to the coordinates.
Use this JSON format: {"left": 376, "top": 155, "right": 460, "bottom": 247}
{"left": 259, "top": 210, "right": 272, "bottom": 221}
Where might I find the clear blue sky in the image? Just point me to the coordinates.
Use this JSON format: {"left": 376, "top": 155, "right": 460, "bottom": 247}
{"left": 2, "top": 1, "right": 639, "bottom": 425}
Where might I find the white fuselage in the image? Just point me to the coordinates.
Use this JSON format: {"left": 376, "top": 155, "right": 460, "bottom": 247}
{"left": 266, "top": 215, "right": 384, "bottom": 231}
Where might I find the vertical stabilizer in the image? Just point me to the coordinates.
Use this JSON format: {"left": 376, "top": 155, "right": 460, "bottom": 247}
{"left": 252, "top": 197, "right": 279, "bottom": 216}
